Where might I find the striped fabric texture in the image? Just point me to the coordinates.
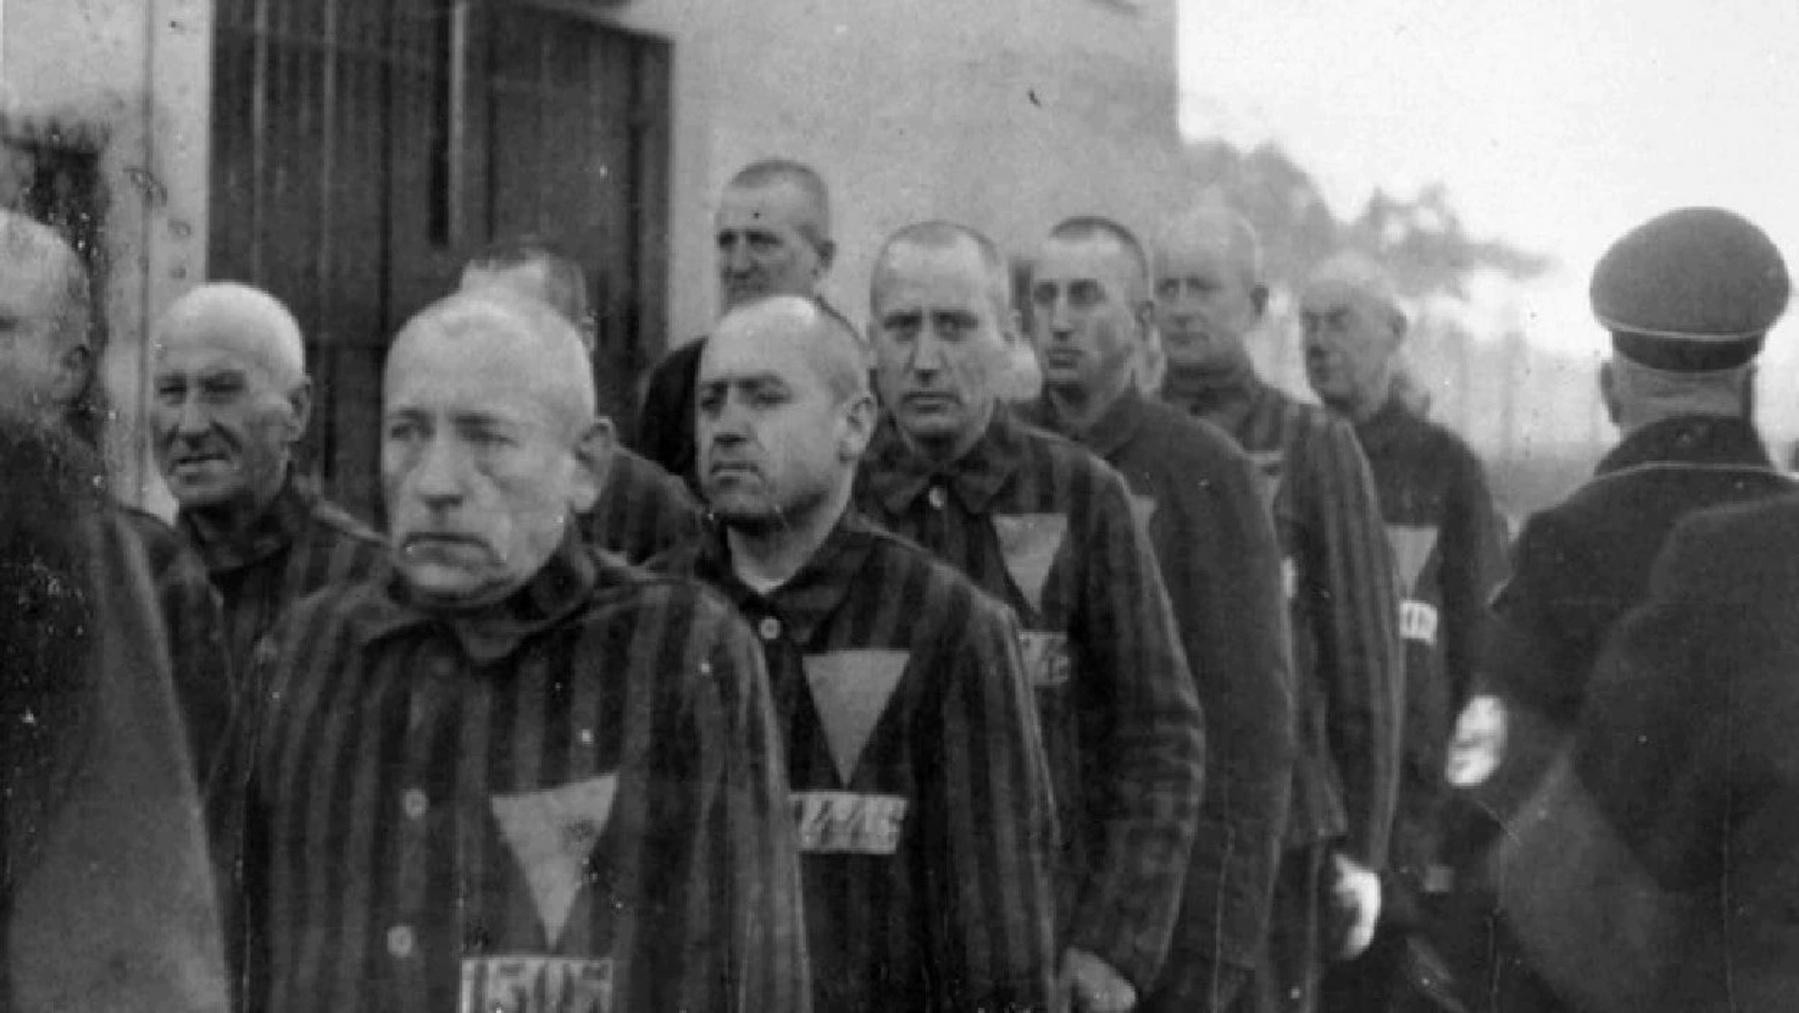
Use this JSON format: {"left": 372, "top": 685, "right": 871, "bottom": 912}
{"left": 856, "top": 407, "right": 1206, "bottom": 991}
{"left": 580, "top": 445, "right": 704, "bottom": 565}
{"left": 654, "top": 510, "right": 1059, "bottom": 1011}
{"left": 232, "top": 533, "right": 811, "bottom": 1012}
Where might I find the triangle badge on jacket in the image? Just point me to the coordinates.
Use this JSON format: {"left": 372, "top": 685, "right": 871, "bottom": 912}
{"left": 803, "top": 649, "right": 911, "bottom": 784}
{"left": 490, "top": 775, "right": 619, "bottom": 947}
{"left": 1385, "top": 524, "right": 1440, "bottom": 595}
{"left": 991, "top": 513, "right": 1067, "bottom": 613}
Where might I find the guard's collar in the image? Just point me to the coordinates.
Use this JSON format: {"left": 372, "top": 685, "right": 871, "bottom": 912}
{"left": 862, "top": 406, "right": 1027, "bottom": 516}
{"left": 1597, "top": 414, "right": 1771, "bottom": 476}
{"left": 347, "top": 521, "right": 598, "bottom": 666}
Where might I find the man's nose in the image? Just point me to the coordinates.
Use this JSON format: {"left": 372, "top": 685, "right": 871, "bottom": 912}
{"left": 721, "top": 238, "right": 753, "bottom": 275}
{"left": 409, "top": 434, "right": 467, "bottom": 503}
{"left": 910, "top": 333, "right": 947, "bottom": 373}
{"left": 172, "top": 395, "right": 211, "bottom": 438}
{"left": 1046, "top": 297, "right": 1076, "bottom": 337}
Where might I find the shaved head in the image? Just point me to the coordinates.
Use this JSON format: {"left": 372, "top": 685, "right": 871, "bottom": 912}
{"left": 726, "top": 159, "right": 832, "bottom": 250}
{"left": 388, "top": 291, "right": 595, "bottom": 439}
{"left": 712, "top": 295, "right": 867, "bottom": 405}
{"left": 1304, "top": 251, "right": 1402, "bottom": 324}
{"left": 156, "top": 282, "right": 306, "bottom": 392}
{"left": 0, "top": 211, "right": 90, "bottom": 354}
{"left": 1048, "top": 215, "right": 1152, "bottom": 304}
{"left": 871, "top": 220, "right": 1013, "bottom": 322}
{"left": 1156, "top": 206, "right": 1265, "bottom": 290}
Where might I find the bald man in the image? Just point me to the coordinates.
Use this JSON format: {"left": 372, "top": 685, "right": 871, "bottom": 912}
{"left": 1021, "top": 216, "right": 1295, "bottom": 1012}
{"left": 652, "top": 296, "right": 1058, "bottom": 1010}
{"left": 634, "top": 159, "right": 837, "bottom": 488}
{"left": 1154, "top": 209, "right": 1402, "bottom": 1013}
{"left": 857, "top": 221, "right": 1205, "bottom": 1012}
{"left": 457, "top": 238, "right": 703, "bottom": 564}
{"left": 0, "top": 212, "right": 234, "bottom": 786}
{"left": 228, "top": 291, "right": 809, "bottom": 1012}
{"left": 1298, "top": 255, "right": 1507, "bottom": 1010}
{"left": 151, "top": 282, "right": 385, "bottom": 678}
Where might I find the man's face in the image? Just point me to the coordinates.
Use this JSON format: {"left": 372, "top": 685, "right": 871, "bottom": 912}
{"left": 1028, "top": 237, "right": 1144, "bottom": 397}
{"left": 697, "top": 316, "right": 864, "bottom": 531}
{"left": 870, "top": 241, "right": 1011, "bottom": 448}
{"left": 1299, "top": 279, "right": 1401, "bottom": 416}
{"left": 151, "top": 327, "right": 302, "bottom": 514}
{"left": 715, "top": 181, "right": 827, "bottom": 311}
{"left": 0, "top": 250, "right": 78, "bottom": 421}
{"left": 383, "top": 321, "right": 590, "bottom": 606}
{"left": 1153, "top": 236, "right": 1263, "bottom": 371}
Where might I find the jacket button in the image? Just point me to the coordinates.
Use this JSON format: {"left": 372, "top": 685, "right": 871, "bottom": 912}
{"left": 387, "top": 924, "right": 416, "bottom": 958}
{"left": 928, "top": 485, "right": 947, "bottom": 509}
{"left": 758, "top": 616, "right": 782, "bottom": 642}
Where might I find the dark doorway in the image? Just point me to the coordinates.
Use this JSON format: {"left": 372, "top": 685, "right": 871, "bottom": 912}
{"left": 210, "top": 0, "right": 671, "bottom": 520}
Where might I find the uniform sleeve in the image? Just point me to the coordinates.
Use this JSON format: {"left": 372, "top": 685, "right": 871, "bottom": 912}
{"left": 927, "top": 597, "right": 1059, "bottom": 1007}
{"left": 1166, "top": 445, "right": 1295, "bottom": 978}
{"left": 1300, "top": 419, "right": 1403, "bottom": 869}
{"left": 1066, "top": 465, "right": 1207, "bottom": 990}
{"left": 675, "top": 611, "right": 811, "bottom": 1013}
{"left": 1485, "top": 511, "right": 1594, "bottom": 726}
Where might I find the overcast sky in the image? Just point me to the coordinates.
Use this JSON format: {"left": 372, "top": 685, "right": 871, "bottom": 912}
{"left": 1178, "top": 0, "right": 1799, "bottom": 367}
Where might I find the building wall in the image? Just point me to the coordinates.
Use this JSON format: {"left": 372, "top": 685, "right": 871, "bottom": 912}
{"left": 1, "top": 0, "right": 211, "bottom": 515}
{"left": 2, "top": 0, "right": 1180, "bottom": 511}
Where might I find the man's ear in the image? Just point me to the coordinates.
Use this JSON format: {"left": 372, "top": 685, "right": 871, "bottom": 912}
{"left": 1597, "top": 360, "right": 1621, "bottom": 427}
{"left": 284, "top": 378, "right": 314, "bottom": 443}
{"left": 839, "top": 391, "right": 878, "bottom": 462}
{"left": 569, "top": 416, "right": 617, "bottom": 514}
{"left": 1249, "top": 283, "right": 1270, "bottom": 321}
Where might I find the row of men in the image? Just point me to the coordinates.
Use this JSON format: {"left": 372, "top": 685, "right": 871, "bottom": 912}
{"left": 2, "top": 157, "right": 1788, "bottom": 1012}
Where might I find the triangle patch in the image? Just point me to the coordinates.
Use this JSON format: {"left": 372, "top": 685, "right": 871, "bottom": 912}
{"left": 490, "top": 775, "right": 618, "bottom": 947}
{"left": 991, "top": 513, "right": 1067, "bottom": 613}
{"left": 803, "top": 650, "right": 911, "bottom": 784}
{"left": 1247, "top": 451, "right": 1285, "bottom": 515}
{"left": 1386, "top": 524, "right": 1440, "bottom": 594}
{"left": 1128, "top": 492, "right": 1159, "bottom": 534}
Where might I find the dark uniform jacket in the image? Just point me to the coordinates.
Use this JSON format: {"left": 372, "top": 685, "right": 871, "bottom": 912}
{"left": 115, "top": 505, "right": 235, "bottom": 787}
{"left": 1351, "top": 395, "right": 1508, "bottom": 902}
{"left": 1488, "top": 414, "right": 1792, "bottom": 730}
{"left": 633, "top": 336, "right": 706, "bottom": 491}
{"left": 1498, "top": 492, "right": 1799, "bottom": 1012}
{"left": 1022, "top": 389, "right": 1295, "bottom": 982}
{"left": 856, "top": 407, "right": 1206, "bottom": 990}
{"left": 3, "top": 430, "right": 230, "bottom": 1012}
{"left": 580, "top": 444, "right": 703, "bottom": 565}
{"left": 654, "top": 510, "right": 1058, "bottom": 1011}
{"left": 177, "top": 471, "right": 387, "bottom": 678}
{"left": 233, "top": 530, "right": 810, "bottom": 1012}
{"left": 1165, "top": 364, "right": 1403, "bottom": 870}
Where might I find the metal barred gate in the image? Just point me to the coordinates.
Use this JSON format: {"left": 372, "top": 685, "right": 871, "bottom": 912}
{"left": 211, "top": 0, "right": 670, "bottom": 520}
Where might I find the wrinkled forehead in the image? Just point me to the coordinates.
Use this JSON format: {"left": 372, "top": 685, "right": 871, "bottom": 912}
{"left": 154, "top": 314, "right": 290, "bottom": 383}
{"left": 874, "top": 240, "right": 995, "bottom": 313}
{"left": 1153, "top": 231, "right": 1248, "bottom": 281}
{"left": 1036, "top": 235, "right": 1139, "bottom": 290}
{"left": 386, "top": 312, "right": 578, "bottom": 426}
{"left": 716, "top": 180, "right": 820, "bottom": 235}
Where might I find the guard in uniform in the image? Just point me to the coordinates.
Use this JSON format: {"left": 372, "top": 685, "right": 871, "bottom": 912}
{"left": 858, "top": 220, "right": 1206, "bottom": 1013}
{"left": 1154, "top": 208, "right": 1403, "bottom": 1012}
{"left": 1477, "top": 206, "right": 1791, "bottom": 1010}
{"left": 1298, "top": 253, "right": 1509, "bottom": 1009}
{"left": 1021, "top": 216, "right": 1295, "bottom": 1012}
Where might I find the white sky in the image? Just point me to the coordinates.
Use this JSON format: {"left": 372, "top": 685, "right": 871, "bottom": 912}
{"left": 1177, "top": 0, "right": 1799, "bottom": 363}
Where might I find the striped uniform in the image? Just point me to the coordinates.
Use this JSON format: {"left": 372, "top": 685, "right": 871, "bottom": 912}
{"left": 653, "top": 510, "right": 1059, "bottom": 1011}
{"left": 177, "top": 472, "right": 387, "bottom": 678}
{"left": 856, "top": 407, "right": 1207, "bottom": 992}
{"left": 114, "top": 504, "right": 236, "bottom": 787}
{"left": 1023, "top": 388, "right": 1296, "bottom": 1008}
{"left": 233, "top": 532, "right": 810, "bottom": 1013}
{"left": 1164, "top": 365, "right": 1401, "bottom": 1013}
{"left": 579, "top": 444, "right": 704, "bottom": 564}
{"left": 1350, "top": 395, "right": 1507, "bottom": 905}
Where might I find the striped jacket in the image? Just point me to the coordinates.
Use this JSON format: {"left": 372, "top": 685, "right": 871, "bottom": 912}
{"left": 1349, "top": 395, "right": 1507, "bottom": 908}
{"left": 653, "top": 510, "right": 1059, "bottom": 1011}
{"left": 232, "top": 531, "right": 810, "bottom": 1012}
{"left": 176, "top": 471, "right": 387, "bottom": 679}
{"left": 1164, "top": 365, "right": 1403, "bottom": 868}
{"left": 580, "top": 445, "right": 703, "bottom": 565}
{"left": 1024, "top": 388, "right": 1295, "bottom": 982}
{"left": 856, "top": 407, "right": 1206, "bottom": 991}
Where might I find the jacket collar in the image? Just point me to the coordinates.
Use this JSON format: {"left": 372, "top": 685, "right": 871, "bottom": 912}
{"left": 347, "top": 522, "right": 598, "bottom": 666}
{"left": 1020, "top": 386, "right": 1148, "bottom": 459}
{"left": 1597, "top": 414, "right": 1771, "bottom": 476}
{"left": 863, "top": 405, "right": 1027, "bottom": 516}
{"left": 1160, "top": 359, "right": 1266, "bottom": 434}
{"left": 691, "top": 509, "right": 879, "bottom": 649}
{"left": 1350, "top": 393, "right": 1418, "bottom": 457}
{"left": 177, "top": 470, "right": 322, "bottom": 576}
